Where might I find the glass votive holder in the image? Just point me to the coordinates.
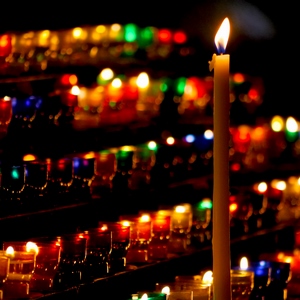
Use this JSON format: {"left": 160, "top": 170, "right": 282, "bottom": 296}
{"left": 29, "top": 241, "right": 61, "bottom": 292}
{"left": 98, "top": 221, "right": 130, "bottom": 273}
{"left": 91, "top": 150, "right": 117, "bottom": 197}
{"left": 128, "top": 145, "right": 155, "bottom": 190}
{"left": 0, "top": 255, "right": 9, "bottom": 282}
{"left": 119, "top": 214, "right": 152, "bottom": 264}
{"left": 83, "top": 227, "right": 112, "bottom": 280}
{"left": 46, "top": 157, "right": 73, "bottom": 203}
{"left": 55, "top": 233, "right": 87, "bottom": 286}
{"left": 3, "top": 240, "right": 61, "bottom": 292}
{"left": 0, "top": 96, "right": 12, "bottom": 137}
{"left": 230, "top": 269, "right": 254, "bottom": 300}
{"left": 247, "top": 261, "right": 271, "bottom": 300}
{"left": 156, "top": 280, "right": 211, "bottom": 300}
{"left": 1, "top": 245, "right": 37, "bottom": 299}
{"left": 139, "top": 211, "right": 171, "bottom": 261}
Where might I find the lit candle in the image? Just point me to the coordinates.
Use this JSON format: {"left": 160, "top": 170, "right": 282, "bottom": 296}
{"left": 208, "top": 17, "right": 231, "bottom": 300}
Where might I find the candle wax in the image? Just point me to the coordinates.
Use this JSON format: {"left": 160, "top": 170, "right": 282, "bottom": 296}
{"left": 212, "top": 52, "right": 231, "bottom": 300}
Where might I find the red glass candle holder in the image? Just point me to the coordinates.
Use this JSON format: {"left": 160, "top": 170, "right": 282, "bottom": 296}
{"left": 55, "top": 233, "right": 87, "bottom": 287}
{"left": 82, "top": 227, "right": 112, "bottom": 280}
{"left": 128, "top": 145, "right": 156, "bottom": 190}
{"left": 46, "top": 157, "right": 73, "bottom": 203}
{"left": 0, "top": 255, "right": 9, "bottom": 285}
{"left": 119, "top": 214, "right": 152, "bottom": 264}
{"left": 90, "top": 150, "right": 117, "bottom": 197}
{"left": 139, "top": 211, "right": 171, "bottom": 261}
{"left": 98, "top": 221, "right": 130, "bottom": 273}
{"left": 0, "top": 96, "right": 12, "bottom": 136}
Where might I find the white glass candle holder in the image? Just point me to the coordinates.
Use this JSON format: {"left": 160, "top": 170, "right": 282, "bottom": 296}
{"left": 230, "top": 269, "right": 254, "bottom": 300}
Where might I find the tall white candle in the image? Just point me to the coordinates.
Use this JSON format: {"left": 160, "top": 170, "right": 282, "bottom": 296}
{"left": 209, "top": 17, "right": 231, "bottom": 300}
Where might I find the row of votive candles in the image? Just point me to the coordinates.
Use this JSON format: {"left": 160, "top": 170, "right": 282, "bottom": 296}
{"left": 0, "top": 204, "right": 202, "bottom": 298}
{"left": 131, "top": 256, "right": 297, "bottom": 300}
{"left": 1, "top": 211, "right": 299, "bottom": 299}
{"left": 0, "top": 142, "right": 207, "bottom": 202}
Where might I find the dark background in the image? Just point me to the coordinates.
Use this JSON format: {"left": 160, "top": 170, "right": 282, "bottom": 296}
{"left": 0, "top": 1, "right": 297, "bottom": 118}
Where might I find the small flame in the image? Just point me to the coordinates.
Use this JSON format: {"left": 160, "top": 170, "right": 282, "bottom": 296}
{"left": 175, "top": 205, "right": 186, "bottom": 213}
{"left": 240, "top": 257, "right": 248, "bottom": 270}
{"left": 140, "top": 214, "right": 150, "bottom": 222}
{"left": 214, "top": 17, "right": 230, "bottom": 54}
{"left": 161, "top": 286, "right": 170, "bottom": 295}
{"left": 71, "top": 85, "right": 80, "bottom": 96}
{"left": 141, "top": 293, "right": 148, "bottom": 300}
{"left": 121, "top": 221, "right": 131, "bottom": 227}
{"left": 202, "top": 270, "right": 213, "bottom": 284}
{"left": 6, "top": 246, "right": 14, "bottom": 256}
{"left": 26, "top": 241, "right": 39, "bottom": 254}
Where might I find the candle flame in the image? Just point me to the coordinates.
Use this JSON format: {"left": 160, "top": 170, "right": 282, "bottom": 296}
{"left": 161, "top": 286, "right": 171, "bottom": 295}
{"left": 214, "top": 17, "right": 230, "bottom": 54}
{"left": 26, "top": 241, "right": 39, "bottom": 254}
{"left": 240, "top": 257, "right": 248, "bottom": 270}
{"left": 175, "top": 205, "right": 186, "bottom": 213}
{"left": 140, "top": 214, "right": 150, "bottom": 222}
{"left": 141, "top": 293, "right": 148, "bottom": 300}
{"left": 202, "top": 270, "right": 213, "bottom": 284}
{"left": 6, "top": 246, "right": 14, "bottom": 256}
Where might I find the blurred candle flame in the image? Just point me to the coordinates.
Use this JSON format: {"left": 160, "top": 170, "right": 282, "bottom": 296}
{"left": 202, "top": 270, "right": 213, "bottom": 284}
{"left": 240, "top": 257, "right": 248, "bottom": 270}
{"left": 161, "top": 286, "right": 170, "bottom": 295}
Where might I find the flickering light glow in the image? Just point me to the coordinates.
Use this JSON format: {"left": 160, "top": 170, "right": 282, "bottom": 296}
{"left": 198, "top": 198, "right": 213, "bottom": 210}
{"left": 257, "top": 181, "right": 268, "bottom": 193}
{"left": 140, "top": 214, "right": 150, "bottom": 222}
{"left": 121, "top": 221, "right": 130, "bottom": 227}
{"left": 23, "top": 154, "right": 37, "bottom": 161}
{"left": 270, "top": 179, "right": 286, "bottom": 191}
{"left": 158, "top": 29, "right": 172, "bottom": 43}
{"left": 141, "top": 294, "right": 148, "bottom": 300}
{"left": 175, "top": 205, "right": 186, "bottom": 213}
{"left": 96, "top": 25, "right": 107, "bottom": 33}
{"left": 60, "top": 74, "right": 78, "bottom": 86}
{"left": 71, "top": 85, "right": 80, "bottom": 95}
{"left": 229, "top": 203, "right": 238, "bottom": 213}
{"left": 240, "top": 257, "right": 248, "bottom": 270}
{"left": 161, "top": 286, "right": 170, "bottom": 295}
{"left": 6, "top": 246, "right": 14, "bottom": 256}
{"left": 286, "top": 116, "right": 298, "bottom": 132}
{"left": 204, "top": 129, "right": 214, "bottom": 140}
{"left": 173, "top": 31, "right": 187, "bottom": 44}
{"left": 100, "top": 68, "right": 114, "bottom": 81}
{"left": 185, "top": 134, "right": 195, "bottom": 143}
{"left": 232, "top": 73, "right": 245, "bottom": 83}
{"left": 26, "top": 241, "right": 39, "bottom": 254}
{"left": 136, "top": 72, "right": 149, "bottom": 88}
{"left": 111, "top": 78, "right": 122, "bottom": 88}
{"left": 124, "top": 23, "right": 138, "bottom": 42}
{"left": 202, "top": 270, "right": 213, "bottom": 284}
{"left": 147, "top": 141, "right": 157, "bottom": 150}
